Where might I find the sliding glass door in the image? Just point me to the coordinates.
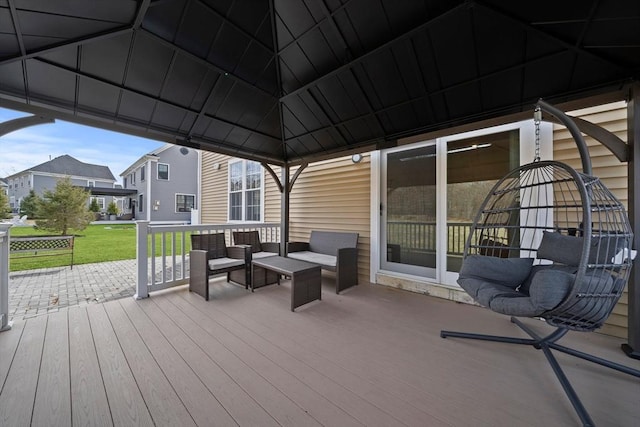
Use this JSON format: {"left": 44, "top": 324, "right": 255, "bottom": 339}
{"left": 381, "top": 143, "right": 437, "bottom": 278}
{"left": 379, "top": 121, "right": 538, "bottom": 286}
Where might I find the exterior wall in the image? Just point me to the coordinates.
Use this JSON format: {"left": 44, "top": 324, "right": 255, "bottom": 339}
{"left": 288, "top": 156, "right": 371, "bottom": 284}
{"left": 122, "top": 146, "right": 199, "bottom": 223}
{"left": 146, "top": 146, "right": 198, "bottom": 223}
{"left": 554, "top": 101, "right": 629, "bottom": 338}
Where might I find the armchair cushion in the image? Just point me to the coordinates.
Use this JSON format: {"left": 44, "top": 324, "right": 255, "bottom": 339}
{"left": 208, "top": 257, "right": 245, "bottom": 270}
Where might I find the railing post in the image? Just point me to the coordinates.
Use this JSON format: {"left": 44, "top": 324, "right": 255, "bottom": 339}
{"left": 0, "top": 223, "right": 12, "bottom": 332}
{"left": 135, "top": 220, "right": 149, "bottom": 299}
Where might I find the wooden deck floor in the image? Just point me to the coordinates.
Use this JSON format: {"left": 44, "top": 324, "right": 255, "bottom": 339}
{"left": 1, "top": 277, "right": 638, "bottom": 426}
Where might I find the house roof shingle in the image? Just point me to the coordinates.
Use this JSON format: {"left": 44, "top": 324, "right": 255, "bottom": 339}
{"left": 8, "top": 155, "right": 115, "bottom": 181}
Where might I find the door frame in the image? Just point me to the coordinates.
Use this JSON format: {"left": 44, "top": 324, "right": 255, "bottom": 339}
{"left": 371, "top": 119, "right": 553, "bottom": 288}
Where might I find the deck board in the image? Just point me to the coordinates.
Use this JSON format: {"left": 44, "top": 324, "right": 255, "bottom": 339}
{"left": 32, "top": 311, "right": 70, "bottom": 427}
{"left": 166, "top": 292, "right": 369, "bottom": 427}
{"left": 138, "top": 296, "right": 281, "bottom": 427}
{"left": 0, "top": 315, "right": 46, "bottom": 426}
{"left": 0, "top": 318, "right": 24, "bottom": 391}
{"left": 171, "top": 289, "right": 438, "bottom": 427}
{"left": 86, "top": 304, "right": 154, "bottom": 427}
{"left": 69, "top": 307, "right": 112, "bottom": 426}
{"left": 103, "top": 300, "right": 196, "bottom": 427}
{"left": 119, "top": 297, "right": 238, "bottom": 427}
{"left": 153, "top": 291, "right": 322, "bottom": 427}
{"left": 1, "top": 280, "right": 639, "bottom": 427}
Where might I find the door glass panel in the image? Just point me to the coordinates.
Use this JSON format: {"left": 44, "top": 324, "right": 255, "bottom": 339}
{"left": 386, "top": 145, "right": 436, "bottom": 276}
{"left": 446, "top": 130, "right": 519, "bottom": 272}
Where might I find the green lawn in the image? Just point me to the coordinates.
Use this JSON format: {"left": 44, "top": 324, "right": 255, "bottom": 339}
{"left": 9, "top": 224, "right": 192, "bottom": 271}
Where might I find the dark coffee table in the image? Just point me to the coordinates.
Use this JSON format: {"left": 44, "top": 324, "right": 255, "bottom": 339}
{"left": 251, "top": 256, "right": 321, "bottom": 311}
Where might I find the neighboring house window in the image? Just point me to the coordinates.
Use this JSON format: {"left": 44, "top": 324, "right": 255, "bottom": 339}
{"left": 228, "top": 160, "right": 262, "bottom": 222}
{"left": 90, "top": 197, "right": 105, "bottom": 210}
{"left": 123, "top": 177, "right": 127, "bottom": 188}
{"left": 88, "top": 180, "right": 95, "bottom": 187}
{"left": 131, "top": 172, "right": 135, "bottom": 185}
{"left": 140, "top": 165, "right": 145, "bottom": 181}
{"left": 176, "top": 194, "right": 195, "bottom": 212}
{"left": 138, "top": 194, "right": 144, "bottom": 212}
{"left": 158, "top": 163, "right": 169, "bottom": 180}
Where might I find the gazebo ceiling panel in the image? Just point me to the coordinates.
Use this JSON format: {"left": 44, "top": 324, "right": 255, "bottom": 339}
{"left": 77, "top": 79, "right": 120, "bottom": 114}
{"left": 0, "top": 0, "right": 638, "bottom": 166}
{"left": 79, "top": 35, "right": 131, "bottom": 83}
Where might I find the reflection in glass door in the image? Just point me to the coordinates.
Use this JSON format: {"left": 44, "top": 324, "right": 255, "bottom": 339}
{"left": 443, "top": 130, "right": 520, "bottom": 283}
{"left": 382, "top": 144, "right": 437, "bottom": 278}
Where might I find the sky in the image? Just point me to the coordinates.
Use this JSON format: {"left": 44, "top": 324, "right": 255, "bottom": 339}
{"left": 0, "top": 107, "right": 164, "bottom": 184}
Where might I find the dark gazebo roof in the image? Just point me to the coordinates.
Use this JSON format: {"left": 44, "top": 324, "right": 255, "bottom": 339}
{"left": 0, "top": 1, "right": 638, "bottom": 165}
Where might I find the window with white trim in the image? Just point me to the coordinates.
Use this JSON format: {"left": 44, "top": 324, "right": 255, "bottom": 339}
{"left": 228, "top": 160, "right": 262, "bottom": 222}
{"left": 176, "top": 194, "right": 195, "bottom": 212}
{"left": 90, "top": 196, "right": 105, "bottom": 210}
{"left": 138, "top": 194, "right": 144, "bottom": 212}
{"left": 157, "top": 163, "right": 169, "bottom": 180}
{"left": 140, "top": 165, "right": 145, "bottom": 181}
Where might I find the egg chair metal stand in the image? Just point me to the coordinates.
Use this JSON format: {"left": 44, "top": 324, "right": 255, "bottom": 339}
{"left": 440, "top": 100, "right": 640, "bottom": 427}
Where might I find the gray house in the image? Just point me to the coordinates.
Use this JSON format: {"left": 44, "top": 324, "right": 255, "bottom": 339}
{"left": 120, "top": 144, "right": 199, "bottom": 223}
{"left": 5, "top": 155, "right": 117, "bottom": 214}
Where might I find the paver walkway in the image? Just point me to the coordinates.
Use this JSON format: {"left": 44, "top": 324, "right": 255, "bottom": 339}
{"left": 8, "top": 259, "right": 138, "bottom": 320}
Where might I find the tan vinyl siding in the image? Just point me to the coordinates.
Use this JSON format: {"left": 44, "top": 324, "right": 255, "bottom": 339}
{"left": 288, "top": 156, "right": 371, "bottom": 284}
{"left": 553, "top": 101, "right": 629, "bottom": 338}
{"left": 200, "top": 152, "right": 229, "bottom": 223}
{"left": 264, "top": 166, "right": 281, "bottom": 223}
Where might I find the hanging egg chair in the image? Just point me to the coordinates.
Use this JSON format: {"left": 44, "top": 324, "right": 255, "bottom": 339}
{"left": 441, "top": 100, "right": 639, "bottom": 427}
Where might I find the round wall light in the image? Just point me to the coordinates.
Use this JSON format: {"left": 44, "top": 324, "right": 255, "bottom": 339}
{"left": 351, "top": 153, "right": 363, "bottom": 163}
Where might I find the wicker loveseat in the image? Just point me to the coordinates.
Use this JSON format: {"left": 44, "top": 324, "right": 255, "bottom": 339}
{"left": 287, "top": 230, "right": 358, "bottom": 293}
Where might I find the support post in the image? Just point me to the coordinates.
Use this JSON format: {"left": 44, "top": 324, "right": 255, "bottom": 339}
{"left": 623, "top": 85, "right": 640, "bottom": 359}
{"left": 135, "top": 220, "right": 149, "bottom": 299}
{"left": 0, "top": 224, "right": 12, "bottom": 332}
{"left": 281, "top": 165, "right": 290, "bottom": 255}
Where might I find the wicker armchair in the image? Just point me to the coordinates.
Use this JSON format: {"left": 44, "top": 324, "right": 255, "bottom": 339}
{"left": 189, "top": 233, "right": 250, "bottom": 300}
{"left": 232, "top": 231, "right": 280, "bottom": 289}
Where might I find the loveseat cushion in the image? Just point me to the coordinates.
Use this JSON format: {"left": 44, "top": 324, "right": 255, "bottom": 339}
{"left": 288, "top": 251, "right": 337, "bottom": 268}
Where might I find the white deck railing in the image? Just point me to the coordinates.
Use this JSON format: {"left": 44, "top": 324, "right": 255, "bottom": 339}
{"left": 135, "top": 221, "right": 281, "bottom": 299}
{"left": 0, "top": 224, "right": 12, "bottom": 332}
